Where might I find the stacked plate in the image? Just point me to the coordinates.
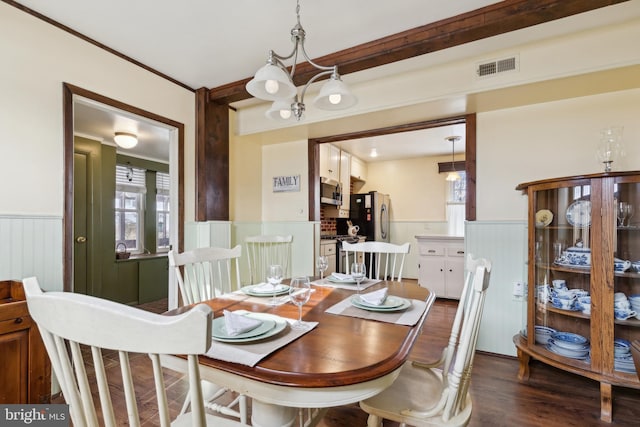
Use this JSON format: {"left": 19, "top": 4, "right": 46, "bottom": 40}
{"left": 350, "top": 295, "right": 411, "bottom": 312}
{"left": 534, "top": 325, "right": 556, "bottom": 345}
{"left": 546, "top": 332, "right": 590, "bottom": 359}
{"left": 241, "top": 283, "right": 290, "bottom": 297}
{"left": 211, "top": 312, "right": 287, "bottom": 343}
{"left": 613, "top": 338, "right": 637, "bottom": 374}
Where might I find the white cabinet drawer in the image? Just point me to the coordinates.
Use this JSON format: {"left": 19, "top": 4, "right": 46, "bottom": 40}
{"left": 321, "top": 243, "right": 336, "bottom": 256}
{"left": 419, "top": 245, "right": 444, "bottom": 256}
{"left": 447, "top": 247, "right": 465, "bottom": 257}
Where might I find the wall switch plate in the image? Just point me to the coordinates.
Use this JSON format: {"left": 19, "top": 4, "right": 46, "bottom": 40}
{"left": 512, "top": 281, "right": 524, "bottom": 297}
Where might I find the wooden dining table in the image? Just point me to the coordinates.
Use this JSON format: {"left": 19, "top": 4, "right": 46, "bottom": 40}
{"left": 161, "top": 280, "right": 435, "bottom": 427}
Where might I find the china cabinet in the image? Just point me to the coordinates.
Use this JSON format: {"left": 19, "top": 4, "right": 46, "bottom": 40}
{"left": 514, "top": 171, "right": 640, "bottom": 423}
{"left": 0, "top": 280, "right": 50, "bottom": 403}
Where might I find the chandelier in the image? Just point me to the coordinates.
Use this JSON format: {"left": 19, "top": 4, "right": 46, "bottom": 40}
{"left": 245, "top": 0, "right": 357, "bottom": 121}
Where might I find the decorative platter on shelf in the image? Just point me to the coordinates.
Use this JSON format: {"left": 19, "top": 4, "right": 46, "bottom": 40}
{"left": 566, "top": 200, "right": 592, "bottom": 227}
{"left": 535, "top": 209, "right": 554, "bottom": 228}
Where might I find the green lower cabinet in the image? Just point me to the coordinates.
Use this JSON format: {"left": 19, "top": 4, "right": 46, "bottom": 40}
{"left": 138, "top": 257, "right": 169, "bottom": 304}
{"left": 116, "top": 261, "right": 139, "bottom": 305}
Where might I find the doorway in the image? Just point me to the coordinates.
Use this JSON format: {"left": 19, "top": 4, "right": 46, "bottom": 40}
{"left": 308, "top": 114, "right": 476, "bottom": 223}
{"left": 63, "top": 83, "right": 184, "bottom": 294}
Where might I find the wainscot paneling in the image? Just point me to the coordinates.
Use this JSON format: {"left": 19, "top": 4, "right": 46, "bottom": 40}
{"left": 0, "top": 215, "right": 63, "bottom": 291}
{"left": 465, "top": 220, "right": 527, "bottom": 356}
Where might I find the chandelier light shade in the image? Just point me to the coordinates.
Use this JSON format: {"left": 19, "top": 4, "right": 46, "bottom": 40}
{"left": 114, "top": 132, "right": 138, "bottom": 149}
{"left": 265, "top": 99, "right": 295, "bottom": 121}
{"left": 445, "top": 136, "right": 461, "bottom": 181}
{"left": 246, "top": 0, "right": 357, "bottom": 121}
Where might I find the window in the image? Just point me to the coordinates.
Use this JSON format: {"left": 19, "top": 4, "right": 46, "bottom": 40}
{"left": 447, "top": 171, "right": 466, "bottom": 236}
{"left": 156, "top": 172, "right": 170, "bottom": 251}
{"left": 115, "top": 165, "right": 146, "bottom": 253}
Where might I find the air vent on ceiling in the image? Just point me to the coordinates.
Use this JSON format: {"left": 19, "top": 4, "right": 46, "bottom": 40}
{"left": 476, "top": 55, "right": 519, "bottom": 78}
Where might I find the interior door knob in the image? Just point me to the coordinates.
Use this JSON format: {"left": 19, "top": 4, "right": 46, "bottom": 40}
{"left": 76, "top": 236, "right": 87, "bottom": 243}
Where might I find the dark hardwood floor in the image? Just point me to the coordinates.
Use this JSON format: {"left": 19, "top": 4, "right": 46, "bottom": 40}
{"left": 61, "top": 285, "right": 640, "bottom": 426}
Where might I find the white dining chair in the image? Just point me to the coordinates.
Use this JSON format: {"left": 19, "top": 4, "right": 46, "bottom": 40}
{"left": 22, "top": 276, "right": 244, "bottom": 427}
{"left": 245, "top": 235, "right": 293, "bottom": 284}
{"left": 342, "top": 241, "right": 410, "bottom": 282}
{"left": 168, "top": 245, "right": 249, "bottom": 424}
{"left": 169, "top": 245, "right": 242, "bottom": 304}
{"left": 359, "top": 256, "right": 492, "bottom": 427}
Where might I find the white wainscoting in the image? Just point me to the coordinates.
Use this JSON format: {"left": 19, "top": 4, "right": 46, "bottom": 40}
{"left": 0, "top": 215, "right": 63, "bottom": 291}
{"left": 465, "top": 220, "right": 527, "bottom": 356}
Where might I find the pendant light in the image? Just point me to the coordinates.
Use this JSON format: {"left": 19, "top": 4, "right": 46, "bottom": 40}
{"left": 445, "top": 136, "right": 461, "bottom": 181}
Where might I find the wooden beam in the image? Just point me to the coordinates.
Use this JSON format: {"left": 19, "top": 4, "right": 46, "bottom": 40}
{"left": 208, "top": 0, "right": 628, "bottom": 104}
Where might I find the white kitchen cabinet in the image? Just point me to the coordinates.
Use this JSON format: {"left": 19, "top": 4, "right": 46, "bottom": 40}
{"left": 319, "top": 143, "right": 340, "bottom": 183}
{"left": 415, "top": 235, "right": 465, "bottom": 299}
{"left": 338, "top": 151, "right": 351, "bottom": 217}
{"left": 350, "top": 155, "right": 367, "bottom": 181}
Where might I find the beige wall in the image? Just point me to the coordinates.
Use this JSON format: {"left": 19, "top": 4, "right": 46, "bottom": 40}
{"left": 0, "top": 3, "right": 196, "bottom": 219}
{"left": 477, "top": 88, "right": 640, "bottom": 221}
{"left": 362, "top": 155, "right": 465, "bottom": 222}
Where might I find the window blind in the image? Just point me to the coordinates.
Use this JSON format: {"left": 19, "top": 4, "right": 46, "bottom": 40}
{"left": 156, "top": 172, "right": 170, "bottom": 195}
{"left": 116, "top": 165, "right": 146, "bottom": 193}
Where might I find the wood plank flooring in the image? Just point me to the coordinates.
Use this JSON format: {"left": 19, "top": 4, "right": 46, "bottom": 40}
{"left": 57, "top": 286, "right": 640, "bottom": 426}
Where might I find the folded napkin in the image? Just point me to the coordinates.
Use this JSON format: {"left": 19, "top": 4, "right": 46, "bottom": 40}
{"left": 331, "top": 272, "right": 354, "bottom": 281}
{"left": 223, "top": 310, "right": 262, "bottom": 336}
{"left": 251, "top": 282, "right": 283, "bottom": 293}
{"left": 359, "top": 287, "right": 388, "bottom": 306}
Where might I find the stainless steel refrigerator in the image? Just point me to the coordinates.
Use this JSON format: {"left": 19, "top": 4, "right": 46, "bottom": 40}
{"left": 349, "top": 191, "right": 390, "bottom": 242}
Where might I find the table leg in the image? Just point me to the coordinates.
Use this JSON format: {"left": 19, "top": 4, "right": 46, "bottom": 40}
{"left": 251, "top": 400, "right": 297, "bottom": 427}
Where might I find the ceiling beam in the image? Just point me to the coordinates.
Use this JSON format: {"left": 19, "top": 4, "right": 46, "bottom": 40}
{"left": 208, "top": 0, "right": 628, "bottom": 104}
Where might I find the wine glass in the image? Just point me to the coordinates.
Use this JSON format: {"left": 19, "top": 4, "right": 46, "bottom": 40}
{"left": 624, "top": 204, "right": 634, "bottom": 227}
{"left": 351, "top": 262, "right": 366, "bottom": 294}
{"left": 289, "top": 276, "right": 311, "bottom": 328}
{"left": 266, "top": 264, "right": 283, "bottom": 306}
{"left": 316, "top": 255, "right": 328, "bottom": 280}
{"left": 617, "top": 202, "right": 629, "bottom": 227}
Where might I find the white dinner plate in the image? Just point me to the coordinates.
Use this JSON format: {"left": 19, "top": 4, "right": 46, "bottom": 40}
{"left": 212, "top": 313, "right": 287, "bottom": 343}
{"left": 350, "top": 295, "right": 411, "bottom": 312}
{"left": 212, "top": 317, "right": 276, "bottom": 340}
{"left": 355, "top": 295, "right": 405, "bottom": 309}
{"left": 241, "top": 284, "right": 290, "bottom": 297}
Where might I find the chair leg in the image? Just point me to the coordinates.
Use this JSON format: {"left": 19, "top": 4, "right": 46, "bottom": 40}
{"left": 367, "top": 414, "right": 383, "bottom": 427}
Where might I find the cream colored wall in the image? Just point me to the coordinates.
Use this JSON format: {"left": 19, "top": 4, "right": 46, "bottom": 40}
{"left": 477, "top": 89, "right": 640, "bottom": 221}
{"left": 362, "top": 155, "right": 464, "bottom": 221}
{"left": 0, "top": 3, "right": 196, "bottom": 219}
{"left": 262, "top": 140, "right": 309, "bottom": 221}
{"left": 229, "top": 111, "right": 263, "bottom": 222}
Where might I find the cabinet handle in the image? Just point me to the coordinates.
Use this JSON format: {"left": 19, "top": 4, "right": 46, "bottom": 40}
{"left": 14, "top": 317, "right": 23, "bottom": 324}
{"left": 449, "top": 269, "right": 453, "bottom": 272}
{"left": 440, "top": 268, "right": 443, "bottom": 272}
{"left": 457, "top": 250, "right": 464, "bottom": 254}
{"left": 428, "top": 250, "right": 436, "bottom": 253}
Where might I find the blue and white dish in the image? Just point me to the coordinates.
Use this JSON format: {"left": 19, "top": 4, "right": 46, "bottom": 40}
{"left": 546, "top": 343, "right": 590, "bottom": 359}
{"left": 565, "top": 200, "right": 592, "bottom": 227}
{"left": 535, "top": 326, "right": 556, "bottom": 345}
{"left": 551, "top": 332, "right": 589, "bottom": 347}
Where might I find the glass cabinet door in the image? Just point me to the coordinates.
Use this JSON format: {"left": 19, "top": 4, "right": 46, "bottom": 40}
{"left": 612, "top": 178, "right": 640, "bottom": 376}
{"left": 532, "top": 180, "right": 592, "bottom": 366}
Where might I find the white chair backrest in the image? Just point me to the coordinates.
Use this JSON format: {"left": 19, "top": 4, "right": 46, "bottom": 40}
{"left": 22, "top": 276, "right": 213, "bottom": 427}
{"left": 440, "top": 254, "right": 491, "bottom": 383}
{"left": 441, "top": 257, "right": 491, "bottom": 421}
{"left": 245, "top": 235, "right": 293, "bottom": 284}
{"left": 342, "top": 241, "right": 410, "bottom": 281}
{"left": 169, "top": 245, "right": 242, "bottom": 305}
